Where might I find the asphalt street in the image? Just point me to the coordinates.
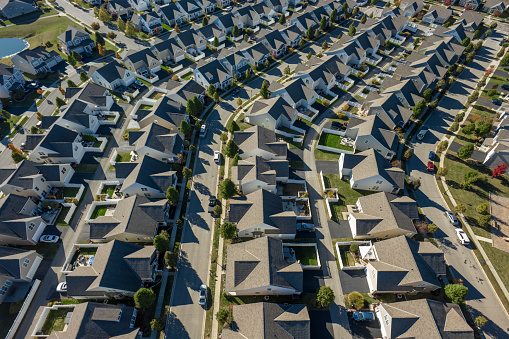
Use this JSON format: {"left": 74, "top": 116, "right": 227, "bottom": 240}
{"left": 407, "top": 31, "right": 509, "bottom": 338}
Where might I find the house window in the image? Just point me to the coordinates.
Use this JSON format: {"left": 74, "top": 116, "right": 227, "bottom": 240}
{"left": 38, "top": 152, "right": 45, "bottom": 155}
{"left": 364, "top": 140, "right": 369, "bottom": 144}
{"left": 141, "top": 188, "right": 148, "bottom": 191}
{"left": 384, "top": 314, "right": 389, "bottom": 325}
{"left": 22, "top": 258, "right": 30, "bottom": 267}
{"left": 29, "top": 222, "right": 36, "bottom": 230}
{"left": 35, "top": 187, "right": 39, "bottom": 191}
{"left": 417, "top": 283, "right": 425, "bottom": 287}
{"left": 117, "top": 310, "right": 123, "bottom": 322}
{"left": 41, "top": 178, "right": 45, "bottom": 182}
{"left": 371, "top": 270, "right": 375, "bottom": 279}
{"left": 137, "top": 238, "right": 141, "bottom": 241}
{"left": 47, "top": 185, "right": 51, "bottom": 190}
{"left": 376, "top": 180, "right": 383, "bottom": 184}
{"left": 125, "top": 238, "right": 129, "bottom": 241}
{"left": 267, "top": 288, "right": 271, "bottom": 291}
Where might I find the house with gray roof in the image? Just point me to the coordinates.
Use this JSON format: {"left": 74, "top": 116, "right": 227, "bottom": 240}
{"left": 232, "top": 5, "right": 260, "bottom": 29}
{"left": 155, "top": 2, "right": 185, "bottom": 26}
{"left": 115, "top": 155, "right": 177, "bottom": 199}
{"left": 359, "top": 15, "right": 409, "bottom": 42}
{"left": 423, "top": 5, "right": 452, "bottom": 24}
{"left": 418, "top": 35, "right": 464, "bottom": 67}
{"left": 107, "top": 0, "right": 133, "bottom": 20}
{"left": 376, "top": 299, "right": 474, "bottom": 339}
{"left": 0, "top": 246, "right": 42, "bottom": 304}
{"left": 10, "top": 46, "right": 62, "bottom": 76}
{"left": 212, "top": 12, "right": 236, "bottom": 34}
{"left": 325, "top": 31, "right": 380, "bottom": 67}
{"left": 28, "top": 125, "right": 86, "bottom": 164}
{"left": 251, "top": 2, "right": 277, "bottom": 23}
{"left": 194, "top": 0, "right": 216, "bottom": 14}
{"left": 233, "top": 125, "right": 288, "bottom": 160}
{"left": 231, "top": 156, "right": 289, "bottom": 195}
{"left": 239, "top": 41, "right": 272, "bottom": 67}
{"left": 257, "top": 28, "right": 288, "bottom": 57}
{"left": 122, "top": 49, "right": 162, "bottom": 77}
{"left": 228, "top": 189, "right": 297, "bottom": 239}
{"left": 0, "top": 0, "right": 37, "bottom": 18}
{"left": 165, "top": 79, "right": 205, "bottom": 106}
{"left": 339, "top": 149, "right": 404, "bottom": 194}
{"left": 65, "top": 82, "right": 115, "bottom": 112}
{"left": 129, "top": 122, "right": 184, "bottom": 163}
{"left": 136, "top": 98, "right": 188, "bottom": 131}
{"left": 347, "top": 192, "right": 418, "bottom": 239}
{"left": 400, "top": 0, "right": 423, "bottom": 17}
{"left": 0, "top": 194, "right": 47, "bottom": 246}
{"left": 344, "top": 115, "right": 398, "bottom": 160}
{"left": 57, "top": 100, "right": 100, "bottom": 134}
{"left": 150, "top": 37, "right": 186, "bottom": 65}
{"left": 455, "top": 10, "right": 484, "bottom": 29}
{"left": 88, "top": 196, "right": 168, "bottom": 243}
{"left": 194, "top": 22, "right": 227, "bottom": 45}
{"left": 91, "top": 60, "right": 136, "bottom": 91}
{"left": 58, "top": 25, "right": 95, "bottom": 56}
{"left": 483, "top": 0, "right": 506, "bottom": 13}
{"left": 225, "top": 236, "right": 303, "bottom": 296}
{"left": 0, "top": 160, "right": 73, "bottom": 199}
{"left": 482, "top": 126, "right": 509, "bottom": 169}
{"left": 362, "top": 92, "right": 414, "bottom": 129}
{"left": 293, "top": 55, "right": 352, "bottom": 93}
{"left": 392, "top": 63, "right": 440, "bottom": 94}
{"left": 131, "top": 12, "right": 162, "bottom": 35}
{"left": 280, "top": 24, "right": 303, "bottom": 47}
{"left": 222, "top": 302, "right": 310, "bottom": 339}
{"left": 406, "top": 51, "right": 448, "bottom": 80}
{"left": 46, "top": 302, "right": 139, "bottom": 339}
{"left": 175, "top": 0, "right": 202, "bottom": 20}
{"left": 217, "top": 48, "right": 250, "bottom": 79}
{"left": 290, "top": 12, "right": 318, "bottom": 32}
{"left": 365, "top": 235, "right": 445, "bottom": 294}
{"left": 66, "top": 240, "right": 157, "bottom": 298}
{"left": 194, "top": 58, "right": 233, "bottom": 90}
{"left": 269, "top": 78, "right": 319, "bottom": 109}
{"left": 0, "top": 64, "right": 24, "bottom": 99}
{"left": 244, "top": 96, "right": 297, "bottom": 131}
{"left": 434, "top": 23, "right": 472, "bottom": 45}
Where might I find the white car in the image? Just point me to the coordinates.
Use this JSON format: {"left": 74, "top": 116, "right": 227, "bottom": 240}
{"left": 135, "top": 80, "right": 144, "bottom": 86}
{"left": 445, "top": 210, "right": 458, "bottom": 226}
{"left": 214, "top": 151, "right": 221, "bottom": 164}
{"left": 199, "top": 124, "right": 207, "bottom": 138}
{"left": 39, "top": 235, "right": 59, "bottom": 243}
{"left": 199, "top": 284, "right": 207, "bottom": 305}
{"left": 56, "top": 282, "right": 67, "bottom": 293}
{"left": 455, "top": 228, "right": 470, "bottom": 245}
{"left": 224, "top": 6, "right": 232, "bottom": 11}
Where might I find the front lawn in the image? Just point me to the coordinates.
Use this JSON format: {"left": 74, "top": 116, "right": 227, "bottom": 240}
{"left": 480, "top": 241, "right": 509, "bottom": 291}
{"left": 292, "top": 246, "right": 318, "bottom": 266}
{"left": 322, "top": 174, "right": 370, "bottom": 218}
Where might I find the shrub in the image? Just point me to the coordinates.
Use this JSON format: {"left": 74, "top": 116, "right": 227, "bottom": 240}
{"left": 476, "top": 202, "right": 490, "bottom": 215}
{"left": 91, "top": 22, "right": 100, "bottom": 30}
{"left": 449, "top": 122, "right": 459, "bottom": 132}
{"left": 315, "top": 286, "right": 335, "bottom": 308}
{"left": 437, "top": 167, "right": 449, "bottom": 176}
{"left": 455, "top": 203, "right": 466, "bottom": 214}
{"left": 150, "top": 318, "right": 165, "bottom": 331}
{"left": 322, "top": 99, "right": 330, "bottom": 107}
{"left": 454, "top": 112, "right": 465, "bottom": 123}
{"left": 437, "top": 140, "right": 449, "bottom": 152}
{"left": 403, "top": 148, "right": 413, "bottom": 161}
{"left": 475, "top": 315, "right": 488, "bottom": 327}
{"left": 427, "top": 223, "right": 438, "bottom": 233}
{"left": 216, "top": 309, "right": 229, "bottom": 325}
{"left": 461, "top": 123, "right": 475, "bottom": 135}
{"left": 457, "top": 143, "right": 474, "bottom": 159}
{"left": 350, "top": 244, "right": 359, "bottom": 253}
{"left": 220, "top": 222, "right": 236, "bottom": 239}
{"left": 164, "top": 251, "right": 178, "bottom": 268}
{"left": 153, "top": 234, "right": 169, "bottom": 252}
{"left": 134, "top": 288, "right": 156, "bottom": 310}
{"left": 408, "top": 178, "right": 421, "bottom": 190}
{"left": 213, "top": 204, "right": 222, "bottom": 216}
{"left": 445, "top": 284, "right": 468, "bottom": 303}
{"left": 347, "top": 291, "right": 364, "bottom": 310}
{"left": 478, "top": 215, "right": 491, "bottom": 228}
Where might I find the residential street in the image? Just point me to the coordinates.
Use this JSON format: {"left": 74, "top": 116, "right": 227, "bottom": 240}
{"left": 407, "top": 31, "right": 509, "bottom": 338}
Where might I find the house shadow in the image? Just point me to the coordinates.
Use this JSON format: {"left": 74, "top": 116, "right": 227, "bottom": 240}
{"left": 165, "top": 311, "right": 191, "bottom": 339}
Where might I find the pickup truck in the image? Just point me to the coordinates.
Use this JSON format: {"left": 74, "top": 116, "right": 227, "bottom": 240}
{"left": 297, "top": 223, "right": 315, "bottom": 232}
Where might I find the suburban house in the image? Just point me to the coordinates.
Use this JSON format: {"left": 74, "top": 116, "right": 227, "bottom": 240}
{"left": 128, "top": 123, "right": 184, "bottom": 163}
{"left": 57, "top": 100, "right": 100, "bottom": 134}
{"left": 172, "top": 29, "right": 207, "bottom": 55}
{"left": 406, "top": 52, "right": 449, "bottom": 82}
{"left": 0, "top": 64, "right": 25, "bottom": 98}
{"left": 65, "top": 82, "right": 115, "bottom": 112}
{"left": 347, "top": 192, "right": 418, "bottom": 239}
{"left": 58, "top": 25, "right": 95, "bottom": 56}
{"left": 150, "top": 37, "right": 186, "bottom": 65}
{"left": 0, "top": 246, "right": 42, "bottom": 304}
{"left": 362, "top": 92, "right": 414, "bottom": 129}
{"left": 365, "top": 236, "right": 446, "bottom": 294}
{"left": 239, "top": 41, "right": 272, "bottom": 67}
{"left": 269, "top": 78, "right": 319, "bottom": 108}
{"left": 482, "top": 122, "right": 509, "bottom": 169}
{"left": 0, "top": 160, "right": 73, "bottom": 198}
{"left": 422, "top": 5, "right": 452, "bottom": 24}
{"left": 27, "top": 125, "right": 86, "bottom": 164}
{"left": 115, "top": 155, "right": 177, "bottom": 199}
{"left": 455, "top": 10, "right": 484, "bottom": 30}
{"left": 175, "top": 0, "right": 202, "bottom": 20}
{"left": 217, "top": 48, "right": 250, "bottom": 79}
{"left": 194, "top": 0, "right": 216, "bottom": 14}
{"left": 212, "top": 13, "right": 236, "bottom": 35}
{"left": 193, "top": 58, "right": 233, "bottom": 90}
{"left": 0, "top": 0, "right": 37, "bottom": 19}
{"left": 0, "top": 194, "right": 47, "bottom": 246}
{"left": 222, "top": 303, "right": 310, "bottom": 339}
{"left": 458, "top": 0, "right": 480, "bottom": 10}
{"left": 10, "top": 46, "right": 62, "bottom": 76}
{"left": 339, "top": 149, "right": 405, "bottom": 194}
{"left": 290, "top": 12, "right": 319, "bottom": 32}
{"left": 66, "top": 240, "right": 157, "bottom": 298}
{"left": 392, "top": 63, "right": 440, "bottom": 94}
{"left": 165, "top": 79, "right": 205, "bottom": 106}
{"left": 90, "top": 60, "right": 136, "bottom": 90}
{"left": 155, "top": 3, "right": 185, "bottom": 27}
{"left": 483, "top": 0, "right": 506, "bottom": 14}
{"left": 128, "top": 0, "right": 149, "bottom": 12}
{"left": 136, "top": 98, "right": 188, "bottom": 131}
{"left": 257, "top": 29, "right": 290, "bottom": 58}
{"left": 231, "top": 156, "right": 289, "bottom": 195}
{"left": 418, "top": 35, "right": 464, "bottom": 67}
{"left": 435, "top": 22, "right": 472, "bottom": 44}
{"left": 131, "top": 12, "right": 163, "bottom": 35}
{"left": 359, "top": 15, "right": 408, "bottom": 43}
{"left": 244, "top": 96, "right": 297, "bottom": 131}
{"left": 325, "top": 31, "right": 380, "bottom": 67}
{"left": 88, "top": 195, "right": 169, "bottom": 243}
{"left": 343, "top": 115, "right": 398, "bottom": 160}
{"left": 107, "top": 0, "right": 133, "bottom": 20}
{"left": 225, "top": 237, "right": 303, "bottom": 296}
{"left": 195, "top": 23, "right": 227, "bottom": 45}
{"left": 379, "top": 78, "right": 422, "bottom": 108}
{"left": 399, "top": 0, "right": 423, "bottom": 17}
{"left": 280, "top": 24, "right": 304, "bottom": 47}
{"left": 45, "top": 302, "right": 139, "bottom": 339}
{"left": 251, "top": 2, "right": 278, "bottom": 24}
{"left": 375, "top": 299, "right": 474, "bottom": 339}
{"left": 293, "top": 55, "right": 352, "bottom": 93}
{"left": 232, "top": 5, "right": 260, "bottom": 29}
{"left": 233, "top": 125, "right": 287, "bottom": 160}
{"left": 122, "top": 49, "right": 162, "bottom": 77}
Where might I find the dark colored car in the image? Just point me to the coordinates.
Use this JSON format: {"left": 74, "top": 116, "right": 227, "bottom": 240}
{"left": 429, "top": 151, "right": 435, "bottom": 160}
{"left": 502, "top": 84, "right": 509, "bottom": 91}
{"left": 493, "top": 99, "right": 502, "bottom": 106}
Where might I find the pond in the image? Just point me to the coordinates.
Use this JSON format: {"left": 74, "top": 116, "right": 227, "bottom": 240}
{"left": 0, "top": 38, "right": 29, "bottom": 59}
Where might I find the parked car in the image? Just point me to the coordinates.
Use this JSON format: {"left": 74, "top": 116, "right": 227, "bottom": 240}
{"left": 493, "top": 99, "right": 502, "bottom": 106}
{"left": 135, "top": 80, "right": 144, "bottom": 86}
{"left": 427, "top": 161, "right": 434, "bottom": 172}
{"left": 199, "top": 124, "right": 207, "bottom": 138}
{"left": 20, "top": 142, "right": 26, "bottom": 151}
{"left": 297, "top": 223, "right": 315, "bottom": 232}
{"left": 208, "top": 196, "right": 217, "bottom": 213}
{"left": 445, "top": 210, "right": 459, "bottom": 226}
{"left": 455, "top": 228, "right": 470, "bottom": 245}
{"left": 199, "top": 284, "right": 207, "bottom": 305}
{"left": 502, "top": 84, "right": 509, "bottom": 91}
{"left": 39, "top": 235, "right": 59, "bottom": 243}
{"left": 429, "top": 151, "right": 435, "bottom": 160}
{"left": 56, "top": 282, "right": 67, "bottom": 293}
{"left": 353, "top": 311, "right": 375, "bottom": 321}
{"left": 214, "top": 150, "right": 221, "bottom": 164}
{"left": 25, "top": 81, "right": 40, "bottom": 90}
{"left": 416, "top": 127, "right": 428, "bottom": 140}
{"left": 232, "top": 88, "right": 240, "bottom": 95}
{"left": 224, "top": 5, "right": 232, "bottom": 11}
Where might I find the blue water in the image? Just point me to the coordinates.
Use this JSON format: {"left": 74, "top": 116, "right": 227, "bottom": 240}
{"left": 0, "top": 38, "right": 29, "bottom": 59}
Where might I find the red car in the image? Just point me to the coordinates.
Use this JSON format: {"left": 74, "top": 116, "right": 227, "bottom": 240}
{"left": 427, "top": 161, "right": 434, "bottom": 172}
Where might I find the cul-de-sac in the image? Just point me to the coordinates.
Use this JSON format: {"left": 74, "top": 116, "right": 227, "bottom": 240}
{"left": 0, "top": 0, "right": 508, "bottom": 337}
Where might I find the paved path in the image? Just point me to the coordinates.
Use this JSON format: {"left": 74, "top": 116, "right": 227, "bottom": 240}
{"left": 476, "top": 236, "right": 493, "bottom": 244}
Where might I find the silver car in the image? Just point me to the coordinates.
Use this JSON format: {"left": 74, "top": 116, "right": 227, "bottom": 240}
{"left": 445, "top": 211, "right": 458, "bottom": 226}
{"left": 199, "top": 284, "right": 207, "bottom": 306}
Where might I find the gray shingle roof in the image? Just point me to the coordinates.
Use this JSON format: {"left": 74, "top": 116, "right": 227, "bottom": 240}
{"left": 35, "top": 125, "right": 79, "bottom": 157}
{"left": 0, "top": 194, "right": 42, "bottom": 242}
{"left": 116, "top": 155, "right": 176, "bottom": 193}
{"left": 347, "top": 149, "right": 404, "bottom": 188}
{"left": 129, "top": 122, "right": 184, "bottom": 157}
{"left": 233, "top": 125, "right": 288, "bottom": 158}
{"left": 92, "top": 60, "right": 130, "bottom": 84}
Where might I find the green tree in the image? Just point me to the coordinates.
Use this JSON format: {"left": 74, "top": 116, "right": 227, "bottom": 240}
{"left": 219, "top": 178, "right": 236, "bottom": 199}
{"left": 461, "top": 37, "right": 471, "bottom": 47}
{"left": 71, "top": 50, "right": 82, "bottom": 62}
{"left": 183, "top": 167, "right": 192, "bottom": 179}
{"left": 80, "top": 72, "right": 88, "bottom": 82}
{"left": 213, "top": 204, "right": 222, "bottom": 216}
{"left": 437, "top": 140, "right": 449, "bottom": 152}
{"left": 265, "top": 59, "right": 270, "bottom": 69}
{"left": 348, "top": 291, "right": 364, "bottom": 310}
{"left": 306, "top": 26, "right": 314, "bottom": 39}
{"left": 478, "top": 214, "right": 491, "bottom": 228}
{"left": 213, "top": 36, "right": 220, "bottom": 47}
{"left": 307, "top": 51, "right": 313, "bottom": 60}
{"left": 245, "top": 69, "right": 251, "bottom": 80}
{"left": 352, "top": 7, "right": 359, "bottom": 16}
{"left": 213, "top": 91, "right": 220, "bottom": 102}
{"left": 94, "top": 31, "right": 105, "bottom": 46}
{"left": 497, "top": 47, "right": 505, "bottom": 58}
{"left": 461, "top": 123, "right": 475, "bottom": 135}
{"left": 322, "top": 41, "right": 328, "bottom": 50}
{"left": 476, "top": 122, "right": 492, "bottom": 137}
{"left": 279, "top": 13, "right": 286, "bottom": 24}
{"left": 125, "top": 20, "right": 136, "bottom": 37}
{"left": 202, "top": 16, "right": 208, "bottom": 26}
{"left": 67, "top": 79, "right": 77, "bottom": 88}
{"left": 67, "top": 54, "right": 76, "bottom": 67}
{"left": 164, "top": 251, "right": 178, "bottom": 268}
{"left": 166, "top": 186, "right": 179, "bottom": 206}
{"left": 348, "top": 22, "right": 356, "bottom": 36}
{"left": 412, "top": 99, "right": 427, "bottom": 117}
{"left": 232, "top": 153, "right": 241, "bottom": 166}
{"left": 403, "top": 148, "right": 413, "bottom": 161}
{"left": 232, "top": 25, "right": 239, "bottom": 37}
{"left": 422, "top": 88, "right": 432, "bottom": 102}
{"left": 134, "top": 288, "right": 156, "bottom": 310}
{"left": 427, "top": 223, "right": 438, "bottom": 233}
{"left": 186, "top": 98, "right": 195, "bottom": 116}
{"left": 55, "top": 97, "right": 65, "bottom": 108}
{"left": 475, "top": 315, "right": 488, "bottom": 328}
{"left": 444, "top": 284, "right": 468, "bottom": 304}
{"left": 208, "top": 84, "right": 216, "bottom": 97}
{"left": 237, "top": 97, "right": 242, "bottom": 106}
{"left": 501, "top": 54, "right": 509, "bottom": 66}
{"left": 260, "top": 80, "right": 269, "bottom": 99}
{"left": 11, "top": 151, "right": 24, "bottom": 163}
{"left": 331, "top": 8, "right": 337, "bottom": 22}
{"left": 180, "top": 120, "right": 192, "bottom": 136}
{"left": 476, "top": 203, "right": 490, "bottom": 215}
{"left": 360, "top": 14, "right": 367, "bottom": 24}
{"left": 117, "top": 17, "right": 126, "bottom": 32}
{"left": 455, "top": 203, "right": 466, "bottom": 214}
{"left": 153, "top": 234, "right": 170, "bottom": 253}
{"left": 342, "top": 2, "right": 348, "bottom": 13}
{"left": 224, "top": 140, "right": 239, "bottom": 157}
{"left": 227, "top": 119, "right": 239, "bottom": 133}
{"left": 319, "top": 16, "right": 328, "bottom": 31}
{"left": 465, "top": 42, "right": 473, "bottom": 52}
{"left": 216, "top": 309, "right": 229, "bottom": 325}
{"left": 98, "top": 7, "right": 111, "bottom": 22}
{"left": 473, "top": 29, "right": 481, "bottom": 39}
{"left": 150, "top": 318, "right": 165, "bottom": 331}
{"left": 474, "top": 41, "right": 483, "bottom": 52}
{"left": 299, "top": 38, "right": 305, "bottom": 48}
{"left": 220, "top": 222, "right": 236, "bottom": 239}
{"left": 193, "top": 96, "right": 203, "bottom": 115}
{"left": 466, "top": 51, "right": 475, "bottom": 63}
{"left": 316, "top": 286, "right": 335, "bottom": 308}
{"left": 457, "top": 143, "right": 474, "bottom": 159}
{"left": 284, "top": 65, "right": 291, "bottom": 75}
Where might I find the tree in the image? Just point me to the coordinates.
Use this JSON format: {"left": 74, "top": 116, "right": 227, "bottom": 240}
{"left": 208, "top": 84, "right": 216, "bottom": 97}
{"left": 216, "top": 309, "right": 229, "bottom": 325}
{"left": 55, "top": 97, "right": 65, "bottom": 108}
{"left": 11, "top": 151, "right": 24, "bottom": 163}
{"left": 244, "top": 33, "right": 248, "bottom": 42}
{"left": 465, "top": 42, "right": 473, "bottom": 53}
{"left": 213, "top": 92, "right": 220, "bottom": 102}
{"left": 284, "top": 65, "right": 291, "bottom": 75}
{"left": 71, "top": 50, "right": 82, "bottom": 62}
{"left": 67, "top": 54, "right": 76, "bottom": 67}
{"left": 306, "top": 26, "right": 314, "bottom": 39}
{"left": 213, "top": 36, "right": 220, "bottom": 47}
{"left": 501, "top": 54, "right": 509, "bottom": 66}
{"left": 164, "top": 251, "right": 178, "bottom": 268}
{"left": 67, "top": 80, "right": 77, "bottom": 88}
{"left": 97, "top": 44, "right": 105, "bottom": 56}
{"left": 0, "top": 109, "right": 11, "bottom": 120}
{"left": 322, "top": 41, "right": 328, "bottom": 50}
{"left": 385, "top": 1, "right": 391, "bottom": 6}
{"left": 486, "top": 29, "right": 492, "bottom": 37}
{"left": 348, "top": 291, "right": 364, "bottom": 310}
{"left": 260, "top": 80, "right": 269, "bottom": 99}
{"left": 265, "top": 59, "right": 270, "bottom": 69}
{"left": 183, "top": 167, "right": 192, "bottom": 179}
{"left": 153, "top": 234, "right": 170, "bottom": 253}
{"left": 461, "top": 123, "right": 475, "bottom": 135}
{"left": 202, "top": 16, "right": 208, "bottom": 26}
{"left": 352, "top": 7, "right": 359, "bottom": 16}
{"left": 232, "top": 153, "right": 241, "bottom": 166}
{"left": 360, "top": 14, "right": 367, "bottom": 24}
{"left": 457, "top": 143, "right": 474, "bottom": 159}
{"left": 80, "top": 72, "right": 88, "bottom": 82}
{"left": 91, "top": 22, "right": 100, "bottom": 30}
{"left": 412, "top": 99, "right": 427, "bottom": 117}
{"left": 437, "top": 167, "right": 449, "bottom": 176}
{"left": 299, "top": 38, "right": 305, "bottom": 48}
{"left": 422, "top": 88, "right": 432, "bottom": 102}
{"left": 497, "top": 47, "right": 505, "bottom": 58}
{"left": 232, "top": 25, "right": 239, "bottom": 37}
{"left": 279, "top": 13, "right": 286, "bottom": 24}
{"left": 150, "top": 318, "right": 165, "bottom": 331}
{"left": 117, "top": 17, "right": 125, "bottom": 32}
{"left": 342, "top": 2, "right": 348, "bottom": 13}
{"left": 95, "top": 31, "right": 105, "bottom": 46}
{"left": 125, "top": 21, "right": 136, "bottom": 37}
{"left": 307, "top": 51, "right": 313, "bottom": 60}
{"left": 476, "top": 202, "right": 490, "bottom": 215}
{"left": 466, "top": 51, "right": 475, "bottom": 64}
{"left": 213, "top": 204, "right": 222, "bottom": 216}
{"left": 348, "top": 22, "right": 356, "bottom": 36}
{"left": 331, "top": 8, "right": 337, "bottom": 22}
{"left": 427, "top": 223, "right": 438, "bottom": 233}
{"left": 193, "top": 96, "right": 203, "bottom": 115}
{"left": 186, "top": 98, "right": 196, "bottom": 116}
{"left": 319, "top": 17, "right": 328, "bottom": 32}
{"left": 474, "top": 41, "right": 483, "bottom": 52}
{"left": 461, "top": 37, "right": 471, "bottom": 47}
{"left": 455, "top": 203, "right": 466, "bottom": 214}
{"left": 236, "top": 97, "right": 242, "bottom": 106}
{"left": 219, "top": 178, "right": 236, "bottom": 199}
{"left": 475, "top": 315, "right": 488, "bottom": 328}
{"left": 220, "top": 221, "right": 236, "bottom": 239}
{"left": 476, "top": 122, "right": 492, "bottom": 137}
{"left": 478, "top": 214, "right": 491, "bottom": 228}
{"left": 175, "top": 24, "right": 180, "bottom": 33}
{"left": 224, "top": 140, "right": 239, "bottom": 157}
{"left": 444, "top": 284, "right": 468, "bottom": 304}
{"left": 98, "top": 7, "right": 111, "bottom": 22}
{"left": 403, "top": 148, "right": 413, "bottom": 161}
{"left": 493, "top": 163, "right": 507, "bottom": 177}
{"left": 180, "top": 120, "right": 192, "bottom": 136}
{"left": 315, "top": 286, "right": 335, "bottom": 308}
{"left": 134, "top": 288, "right": 156, "bottom": 310}
{"left": 429, "top": 99, "right": 439, "bottom": 110}
{"left": 166, "top": 186, "right": 179, "bottom": 206}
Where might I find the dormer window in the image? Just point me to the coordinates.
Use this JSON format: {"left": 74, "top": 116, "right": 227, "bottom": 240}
{"left": 22, "top": 258, "right": 30, "bottom": 267}
{"left": 29, "top": 222, "right": 36, "bottom": 230}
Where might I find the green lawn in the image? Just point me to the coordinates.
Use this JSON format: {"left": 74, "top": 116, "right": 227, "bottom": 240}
{"left": 148, "top": 91, "right": 164, "bottom": 100}
{"left": 55, "top": 206, "right": 70, "bottom": 226}
{"left": 115, "top": 151, "right": 131, "bottom": 162}
{"left": 9, "top": 116, "right": 28, "bottom": 137}
{"left": 318, "top": 133, "right": 354, "bottom": 152}
{"left": 338, "top": 246, "right": 356, "bottom": 266}
{"left": 322, "top": 174, "right": 370, "bottom": 219}
{"left": 41, "top": 308, "right": 68, "bottom": 334}
{"left": 481, "top": 70, "right": 508, "bottom": 100}
{"left": 90, "top": 205, "right": 109, "bottom": 219}
{"left": 138, "top": 104, "right": 153, "bottom": 110}
{"left": 19, "top": 242, "right": 60, "bottom": 259}
{"left": 292, "top": 246, "right": 318, "bottom": 266}
{"left": 101, "top": 185, "right": 116, "bottom": 197}
{"left": 480, "top": 241, "right": 509, "bottom": 291}
{"left": 9, "top": 90, "right": 40, "bottom": 108}
{"left": 289, "top": 160, "right": 304, "bottom": 170}
{"left": 444, "top": 152, "right": 509, "bottom": 238}
{"left": 0, "top": 115, "right": 21, "bottom": 139}
{"left": 314, "top": 148, "right": 341, "bottom": 161}
{"left": 0, "top": 6, "right": 57, "bottom": 25}
{"left": 470, "top": 104, "right": 496, "bottom": 118}
{"left": 62, "top": 187, "right": 79, "bottom": 197}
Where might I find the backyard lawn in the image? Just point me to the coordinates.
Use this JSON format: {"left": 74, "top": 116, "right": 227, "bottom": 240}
{"left": 314, "top": 148, "right": 341, "bottom": 161}
{"left": 90, "top": 205, "right": 110, "bottom": 219}
{"left": 55, "top": 206, "right": 70, "bottom": 226}
{"left": 101, "top": 185, "right": 116, "bottom": 197}
{"left": 62, "top": 187, "right": 79, "bottom": 198}
{"left": 0, "top": 302, "right": 21, "bottom": 338}
{"left": 481, "top": 69, "right": 507, "bottom": 100}
{"left": 292, "top": 246, "right": 318, "bottom": 266}
{"left": 181, "top": 72, "right": 193, "bottom": 80}
{"left": 322, "top": 174, "right": 370, "bottom": 219}
{"left": 41, "top": 308, "right": 69, "bottom": 334}
{"left": 115, "top": 152, "right": 131, "bottom": 162}
{"left": 318, "top": 133, "right": 354, "bottom": 152}
{"left": 74, "top": 163, "right": 98, "bottom": 173}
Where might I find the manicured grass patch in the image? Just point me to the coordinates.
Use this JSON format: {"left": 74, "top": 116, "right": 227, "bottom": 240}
{"left": 62, "top": 186, "right": 79, "bottom": 198}
{"left": 470, "top": 104, "right": 496, "bottom": 118}
{"left": 90, "top": 205, "right": 110, "bottom": 219}
{"left": 318, "top": 133, "right": 354, "bottom": 151}
{"left": 74, "top": 163, "right": 98, "bottom": 173}
{"left": 338, "top": 246, "right": 356, "bottom": 266}
{"left": 314, "top": 148, "right": 341, "bottom": 161}
{"left": 136, "top": 77, "right": 151, "bottom": 87}
{"left": 138, "top": 104, "right": 153, "bottom": 110}
{"left": 181, "top": 72, "right": 193, "bottom": 80}
{"left": 322, "top": 174, "right": 370, "bottom": 218}
{"left": 55, "top": 206, "right": 70, "bottom": 226}
{"left": 278, "top": 135, "right": 302, "bottom": 149}
{"left": 292, "top": 246, "right": 318, "bottom": 266}
{"left": 115, "top": 151, "right": 131, "bottom": 162}
{"left": 148, "top": 91, "right": 164, "bottom": 100}
{"left": 9, "top": 116, "right": 28, "bottom": 138}
{"left": 0, "top": 6, "right": 57, "bottom": 25}
{"left": 9, "top": 89, "right": 39, "bottom": 108}
{"left": 479, "top": 241, "right": 509, "bottom": 291}
{"left": 41, "top": 308, "right": 68, "bottom": 334}
{"left": 101, "top": 185, "right": 116, "bottom": 197}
